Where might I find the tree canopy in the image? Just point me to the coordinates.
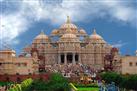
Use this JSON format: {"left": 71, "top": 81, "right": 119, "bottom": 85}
{"left": 27, "top": 73, "right": 70, "bottom": 91}
{"left": 100, "top": 72, "right": 137, "bottom": 90}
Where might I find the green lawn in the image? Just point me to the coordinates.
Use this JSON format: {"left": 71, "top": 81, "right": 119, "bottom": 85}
{"left": 77, "top": 87, "right": 99, "bottom": 91}
{"left": 70, "top": 83, "right": 99, "bottom": 91}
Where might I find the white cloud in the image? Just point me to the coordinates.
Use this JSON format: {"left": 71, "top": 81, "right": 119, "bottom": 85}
{"left": 0, "top": 0, "right": 4, "bottom": 2}
{"left": 112, "top": 40, "right": 127, "bottom": 48}
{"left": 0, "top": 0, "right": 136, "bottom": 47}
{"left": 0, "top": 12, "right": 30, "bottom": 48}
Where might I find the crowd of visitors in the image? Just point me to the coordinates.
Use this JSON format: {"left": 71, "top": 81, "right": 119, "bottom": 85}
{"left": 45, "top": 63, "right": 97, "bottom": 78}
{"left": 0, "top": 86, "right": 7, "bottom": 91}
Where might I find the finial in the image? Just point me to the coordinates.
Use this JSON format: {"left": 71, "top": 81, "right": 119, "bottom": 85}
{"left": 40, "top": 30, "right": 44, "bottom": 34}
{"left": 66, "top": 23, "right": 71, "bottom": 33}
{"left": 66, "top": 16, "right": 70, "bottom": 23}
{"left": 93, "top": 28, "right": 96, "bottom": 34}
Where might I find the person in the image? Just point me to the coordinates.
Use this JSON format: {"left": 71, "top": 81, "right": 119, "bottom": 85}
{"left": 0, "top": 86, "right": 6, "bottom": 91}
{"left": 99, "top": 80, "right": 107, "bottom": 91}
{"left": 98, "top": 80, "right": 102, "bottom": 88}
{"left": 100, "top": 85, "right": 107, "bottom": 91}
{"left": 106, "top": 82, "right": 118, "bottom": 91}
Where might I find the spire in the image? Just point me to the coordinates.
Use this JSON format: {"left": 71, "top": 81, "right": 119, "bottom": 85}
{"left": 40, "top": 30, "right": 44, "bottom": 35}
{"left": 93, "top": 28, "right": 97, "bottom": 34}
{"left": 66, "top": 16, "right": 71, "bottom": 23}
{"left": 66, "top": 23, "right": 72, "bottom": 33}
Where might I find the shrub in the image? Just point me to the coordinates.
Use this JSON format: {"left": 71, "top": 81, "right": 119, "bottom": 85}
{"left": 100, "top": 72, "right": 137, "bottom": 90}
{"left": 27, "top": 73, "right": 70, "bottom": 91}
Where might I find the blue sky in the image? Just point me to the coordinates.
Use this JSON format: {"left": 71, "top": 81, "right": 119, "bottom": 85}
{"left": 0, "top": 0, "right": 137, "bottom": 55}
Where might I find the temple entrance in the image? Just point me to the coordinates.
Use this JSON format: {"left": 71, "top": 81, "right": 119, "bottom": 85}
{"left": 58, "top": 53, "right": 80, "bottom": 64}
{"left": 61, "top": 54, "right": 64, "bottom": 63}
{"left": 75, "top": 54, "right": 78, "bottom": 63}
{"left": 67, "top": 53, "right": 73, "bottom": 63}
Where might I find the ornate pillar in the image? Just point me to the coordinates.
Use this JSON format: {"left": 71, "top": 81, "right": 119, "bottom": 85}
{"left": 73, "top": 53, "right": 76, "bottom": 64}
{"left": 58, "top": 53, "right": 61, "bottom": 64}
{"left": 79, "top": 53, "right": 81, "bottom": 63}
{"left": 64, "top": 53, "right": 67, "bottom": 64}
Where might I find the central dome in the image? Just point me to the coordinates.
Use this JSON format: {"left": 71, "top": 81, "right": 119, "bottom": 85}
{"left": 51, "top": 16, "right": 79, "bottom": 36}
{"left": 59, "top": 16, "right": 78, "bottom": 34}
{"left": 60, "top": 16, "right": 77, "bottom": 29}
{"left": 61, "top": 25, "right": 77, "bottom": 39}
{"left": 60, "top": 24, "right": 79, "bottom": 42}
{"left": 60, "top": 23, "right": 77, "bottom": 29}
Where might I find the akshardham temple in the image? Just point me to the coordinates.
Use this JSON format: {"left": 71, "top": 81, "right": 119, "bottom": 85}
{"left": 1, "top": 16, "right": 137, "bottom": 81}
{"left": 21, "top": 16, "right": 118, "bottom": 71}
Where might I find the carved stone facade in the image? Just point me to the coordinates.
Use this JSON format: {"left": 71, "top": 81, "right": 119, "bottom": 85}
{"left": 0, "top": 50, "right": 39, "bottom": 75}
{"left": 22, "top": 16, "right": 115, "bottom": 70}
{"left": 121, "top": 56, "right": 137, "bottom": 74}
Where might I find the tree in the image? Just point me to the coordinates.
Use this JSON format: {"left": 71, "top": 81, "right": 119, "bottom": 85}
{"left": 49, "top": 73, "right": 70, "bottom": 91}
{"left": 125, "top": 75, "right": 137, "bottom": 90}
{"left": 27, "top": 72, "right": 70, "bottom": 91}
{"left": 100, "top": 72, "right": 137, "bottom": 91}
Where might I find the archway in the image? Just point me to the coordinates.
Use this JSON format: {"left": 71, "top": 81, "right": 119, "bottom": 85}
{"left": 67, "top": 53, "right": 73, "bottom": 63}
{"left": 61, "top": 54, "right": 64, "bottom": 64}
{"left": 75, "top": 54, "right": 78, "bottom": 63}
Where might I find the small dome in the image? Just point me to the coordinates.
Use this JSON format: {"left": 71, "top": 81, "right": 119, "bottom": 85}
{"left": 79, "top": 29, "right": 86, "bottom": 34}
{"left": 90, "top": 29, "right": 103, "bottom": 40}
{"left": 33, "top": 31, "right": 49, "bottom": 43}
{"left": 51, "top": 29, "right": 59, "bottom": 35}
{"left": 35, "top": 31, "right": 48, "bottom": 40}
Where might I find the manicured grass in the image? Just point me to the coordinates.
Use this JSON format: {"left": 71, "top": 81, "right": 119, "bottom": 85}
{"left": 70, "top": 83, "right": 99, "bottom": 91}
{"left": 77, "top": 87, "right": 99, "bottom": 91}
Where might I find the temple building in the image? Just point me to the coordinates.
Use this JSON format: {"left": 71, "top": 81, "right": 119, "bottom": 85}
{"left": 0, "top": 50, "right": 39, "bottom": 75}
{"left": 1, "top": 16, "right": 137, "bottom": 83}
{"left": 21, "top": 16, "right": 119, "bottom": 71}
{"left": 121, "top": 56, "right": 137, "bottom": 74}
{"left": 1, "top": 16, "right": 137, "bottom": 77}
